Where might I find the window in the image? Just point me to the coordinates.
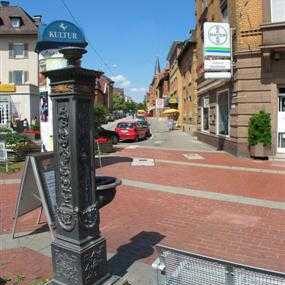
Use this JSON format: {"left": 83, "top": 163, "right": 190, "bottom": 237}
{"left": 9, "top": 43, "right": 28, "bottom": 59}
{"left": 10, "top": 17, "right": 21, "bottom": 28}
{"left": 217, "top": 92, "right": 229, "bottom": 136}
{"left": 220, "top": 0, "right": 228, "bottom": 22}
{"left": 202, "top": 0, "right": 208, "bottom": 11}
{"left": 9, "top": 71, "right": 29, "bottom": 85}
{"left": 271, "top": 0, "right": 285, "bottom": 23}
{"left": 202, "top": 97, "right": 209, "bottom": 132}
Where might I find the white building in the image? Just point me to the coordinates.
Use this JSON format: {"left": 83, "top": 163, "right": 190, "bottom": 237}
{"left": 0, "top": 1, "right": 40, "bottom": 126}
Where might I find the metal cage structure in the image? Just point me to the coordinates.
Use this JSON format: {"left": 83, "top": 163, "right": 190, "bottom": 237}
{"left": 153, "top": 245, "right": 285, "bottom": 285}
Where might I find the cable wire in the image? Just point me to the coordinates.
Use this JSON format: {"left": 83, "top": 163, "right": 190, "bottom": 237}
{"left": 58, "top": 0, "right": 114, "bottom": 75}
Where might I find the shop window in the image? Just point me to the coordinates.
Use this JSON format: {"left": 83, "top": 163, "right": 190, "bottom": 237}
{"left": 218, "top": 92, "right": 229, "bottom": 136}
{"left": 271, "top": 0, "right": 285, "bottom": 23}
{"left": 202, "top": 97, "right": 209, "bottom": 132}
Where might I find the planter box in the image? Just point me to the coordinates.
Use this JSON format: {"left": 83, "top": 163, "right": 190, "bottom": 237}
{"left": 249, "top": 143, "right": 271, "bottom": 159}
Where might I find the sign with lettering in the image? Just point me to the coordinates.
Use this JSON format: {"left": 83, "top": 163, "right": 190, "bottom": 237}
{"left": 0, "top": 84, "right": 15, "bottom": 92}
{"left": 203, "top": 22, "right": 232, "bottom": 79}
{"left": 36, "top": 20, "right": 88, "bottom": 52}
{"left": 12, "top": 153, "right": 56, "bottom": 239}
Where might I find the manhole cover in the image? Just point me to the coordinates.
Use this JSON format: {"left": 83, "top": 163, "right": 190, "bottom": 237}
{"left": 183, "top": 153, "right": 204, "bottom": 160}
{"left": 131, "top": 158, "right": 155, "bottom": 166}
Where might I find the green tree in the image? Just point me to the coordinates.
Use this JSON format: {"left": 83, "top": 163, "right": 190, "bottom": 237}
{"left": 93, "top": 104, "right": 109, "bottom": 130}
{"left": 112, "top": 95, "right": 126, "bottom": 112}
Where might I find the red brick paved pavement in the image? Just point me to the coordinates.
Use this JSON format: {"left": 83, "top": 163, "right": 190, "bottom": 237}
{"left": 0, "top": 147, "right": 285, "bottom": 281}
{"left": 0, "top": 248, "right": 51, "bottom": 285}
{"left": 101, "top": 160, "right": 285, "bottom": 202}
{"left": 116, "top": 147, "right": 285, "bottom": 171}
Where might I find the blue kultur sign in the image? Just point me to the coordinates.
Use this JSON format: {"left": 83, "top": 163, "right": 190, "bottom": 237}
{"left": 36, "top": 20, "right": 88, "bottom": 52}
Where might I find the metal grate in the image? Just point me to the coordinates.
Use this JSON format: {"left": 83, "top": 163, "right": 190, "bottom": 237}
{"left": 154, "top": 245, "right": 285, "bottom": 285}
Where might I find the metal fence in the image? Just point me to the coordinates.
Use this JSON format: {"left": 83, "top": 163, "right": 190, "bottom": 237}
{"left": 153, "top": 245, "right": 285, "bottom": 285}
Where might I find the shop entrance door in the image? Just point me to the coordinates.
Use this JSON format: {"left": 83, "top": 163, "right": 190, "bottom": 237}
{"left": 0, "top": 102, "right": 9, "bottom": 125}
{"left": 277, "top": 95, "right": 285, "bottom": 153}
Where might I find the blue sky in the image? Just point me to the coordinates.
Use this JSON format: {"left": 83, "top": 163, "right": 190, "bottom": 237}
{"left": 19, "top": 0, "right": 195, "bottom": 102}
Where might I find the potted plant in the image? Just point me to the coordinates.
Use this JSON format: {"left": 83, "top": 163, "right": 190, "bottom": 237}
{"left": 248, "top": 110, "right": 272, "bottom": 158}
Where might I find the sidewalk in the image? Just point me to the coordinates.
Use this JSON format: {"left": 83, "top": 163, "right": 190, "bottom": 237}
{"left": 0, "top": 146, "right": 284, "bottom": 284}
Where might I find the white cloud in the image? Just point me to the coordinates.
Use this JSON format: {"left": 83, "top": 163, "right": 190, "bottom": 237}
{"left": 130, "top": 87, "right": 147, "bottom": 93}
{"left": 112, "top": 64, "right": 118, "bottom": 68}
{"left": 111, "top": 74, "right": 131, "bottom": 87}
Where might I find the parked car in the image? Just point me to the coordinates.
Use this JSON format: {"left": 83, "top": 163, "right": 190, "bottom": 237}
{"left": 115, "top": 121, "right": 148, "bottom": 142}
{"left": 136, "top": 121, "right": 151, "bottom": 137}
{"left": 95, "top": 127, "right": 119, "bottom": 144}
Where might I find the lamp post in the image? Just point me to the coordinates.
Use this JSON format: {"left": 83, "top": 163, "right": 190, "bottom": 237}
{"left": 44, "top": 47, "right": 118, "bottom": 285}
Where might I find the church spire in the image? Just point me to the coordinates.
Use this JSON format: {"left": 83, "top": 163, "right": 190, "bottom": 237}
{"left": 154, "top": 57, "right": 161, "bottom": 75}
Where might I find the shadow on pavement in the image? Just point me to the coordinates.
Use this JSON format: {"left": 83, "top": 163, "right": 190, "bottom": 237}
{"left": 108, "top": 231, "right": 165, "bottom": 277}
{"left": 96, "top": 156, "right": 133, "bottom": 168}
{"left": 13, "top": 223, "right": 49, "bottom": 239}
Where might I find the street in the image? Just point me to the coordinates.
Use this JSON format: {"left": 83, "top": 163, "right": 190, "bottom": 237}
{"left": 104, "top": 117, "right": 215, "bottom": 152}
{"left": 1, "top": 119, "right": 284, "bottom": 285}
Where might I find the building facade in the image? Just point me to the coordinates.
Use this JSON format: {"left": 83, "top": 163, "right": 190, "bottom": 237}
{"left": 0, "top": 1, "right": 39, "bottom": 126}
{"left": 177, "top": 34, "right": 198, "bottom": 134}
{"left": 95, "top": 75, "right": 114, "bottom": 111}
{"left": 147, "top": 59, "right": 170, "bottom": 117}
{"left": 195, "top": 0, "right": 285, "bottom": 156}
{"left": 167, "top": 42, "right": 183, "bottom": 124}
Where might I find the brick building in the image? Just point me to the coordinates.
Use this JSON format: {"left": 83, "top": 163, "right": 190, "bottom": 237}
{"left": 167, "top": 41, "right": 183, "bottom": 124}
{"left": 195, "top": 0, "right": 285, "bottom": 157}
{"left": 147, "top": 58, "right": 169, "bottom": 117}
{"left": 95, "top": 74, "right": 114, "bottom": 111}
{"left": 177, "top": 32, "right": 198, "bottom": 134}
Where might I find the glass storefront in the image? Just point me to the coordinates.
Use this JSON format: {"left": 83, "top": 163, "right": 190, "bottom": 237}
{"left": 202, "top": 97, "right": 209, "bottom": 131}
{"left": 218, "top": 92, "right": 229, "bottom": 136}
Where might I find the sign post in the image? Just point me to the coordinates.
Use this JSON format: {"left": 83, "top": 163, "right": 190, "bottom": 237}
{"left": 203, "top": 22, "right": 232, "bottom": 79}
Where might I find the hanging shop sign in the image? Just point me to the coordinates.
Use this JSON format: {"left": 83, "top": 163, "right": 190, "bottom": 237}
{"left": 35, "top": 20, "right": 88, "bottom": 52}
{"left": 0, "top": 84, "right": 15, "bottom": 92}
{"left": 156, "top": 98, "right": 165, "bottom": 109}
{"left": 203, "top": 22, "right": 232, "bottom": 79}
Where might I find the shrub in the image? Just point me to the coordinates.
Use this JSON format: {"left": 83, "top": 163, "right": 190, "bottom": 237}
{"left": 248, "top": 111, "right": 271, "bottom": 146}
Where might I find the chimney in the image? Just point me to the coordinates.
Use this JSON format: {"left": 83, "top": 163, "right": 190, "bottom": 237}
{"left": 33, "top": 15, "right": 42, "bottom": 26}
{"left": 0, "top": 1, "right": 10, "bottom": 6}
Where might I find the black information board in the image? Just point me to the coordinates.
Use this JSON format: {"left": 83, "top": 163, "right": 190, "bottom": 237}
{"left": 12, "top": 152, "right": 56, "bottom": 239}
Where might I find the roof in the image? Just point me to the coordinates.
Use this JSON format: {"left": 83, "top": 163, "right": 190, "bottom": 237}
{"left": 0, "top": 4, "right": 38, "bottom": 35}
{"left": 167, "top": 41, "right": 183, "bottom": 61}
{"left": 177, "top": 39, "right": 196, "bottom": 62}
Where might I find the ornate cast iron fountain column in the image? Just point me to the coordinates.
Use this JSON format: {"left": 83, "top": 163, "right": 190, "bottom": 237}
{"left": 44, "top": 47, "right": 115, "bottom": 285}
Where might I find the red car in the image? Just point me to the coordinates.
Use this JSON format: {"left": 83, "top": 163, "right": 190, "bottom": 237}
{"left": 115, "top": 121, "right": 148, "bottom": 142}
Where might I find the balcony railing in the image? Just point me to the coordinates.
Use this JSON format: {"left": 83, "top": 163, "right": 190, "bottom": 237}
{"left": 153, "top": 244, "right": 285, "bottom": 285}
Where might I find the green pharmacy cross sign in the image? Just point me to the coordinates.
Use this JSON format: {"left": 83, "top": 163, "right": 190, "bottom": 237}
{"left": 35, "top": 20, "right": 88, "bottom": 52}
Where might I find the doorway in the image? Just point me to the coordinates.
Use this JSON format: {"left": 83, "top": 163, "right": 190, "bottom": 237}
{"left": 277, "top": 94, "right": 285, "bottom": 153}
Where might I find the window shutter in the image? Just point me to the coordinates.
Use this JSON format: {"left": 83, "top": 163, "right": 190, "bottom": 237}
{"left": 9, "top": 43, "right": 13, "bottom": 58}
{"left": 24, "top": 71, "right": 29, "bottom": 83}
{"left": 24, "top": 43, "right": 28, "bottom": 58}
{"left": 9, "top": 71, "right": 13, "bottom": 83}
